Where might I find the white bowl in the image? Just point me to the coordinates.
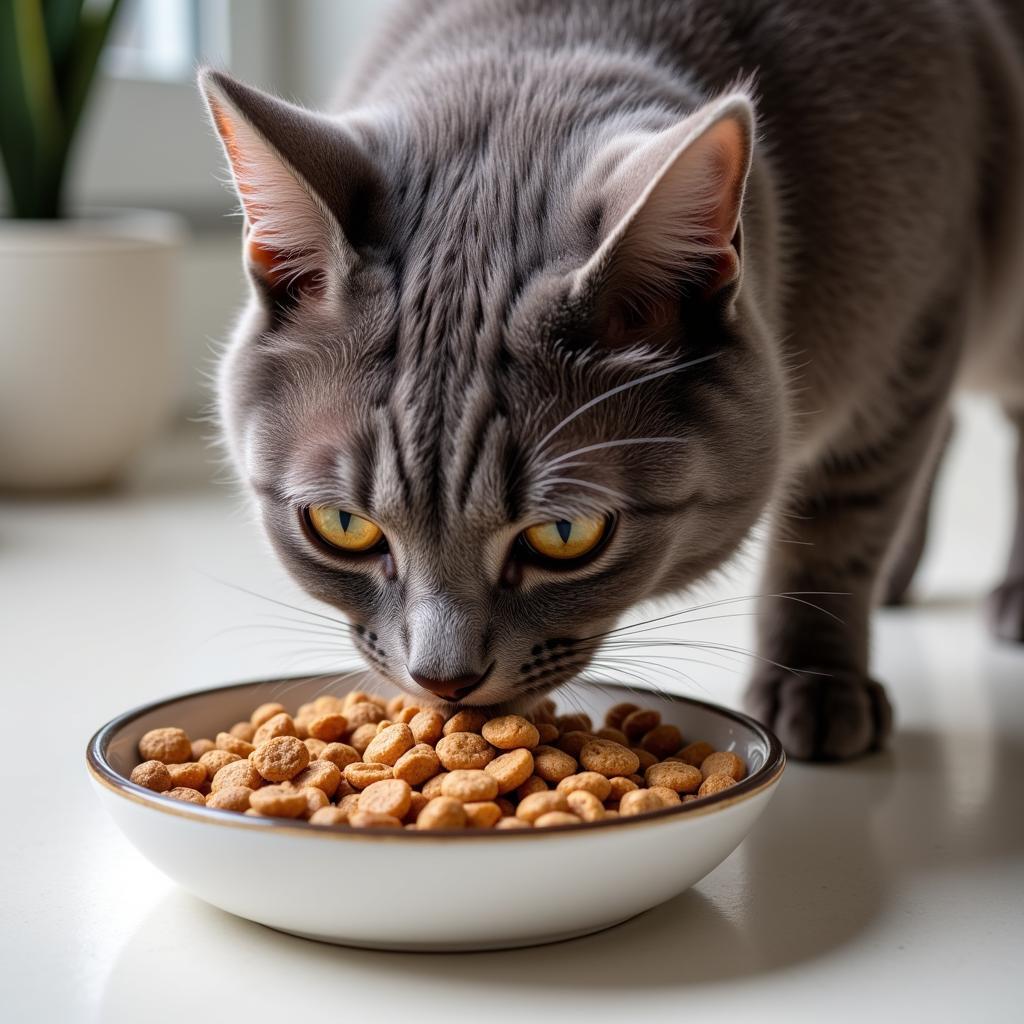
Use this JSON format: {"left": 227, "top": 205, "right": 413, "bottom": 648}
{"left": 88, "top": 674, "right": 785, "bottom": 951}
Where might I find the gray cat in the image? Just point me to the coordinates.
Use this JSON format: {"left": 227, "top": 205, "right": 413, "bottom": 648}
{"left": 200, "top": 0, "right": 1024, "bottom": 760}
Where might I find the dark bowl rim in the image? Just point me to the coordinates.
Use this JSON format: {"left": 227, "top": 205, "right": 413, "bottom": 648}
{"left": 86, "top": 673, "right": 786, "bottom": 841}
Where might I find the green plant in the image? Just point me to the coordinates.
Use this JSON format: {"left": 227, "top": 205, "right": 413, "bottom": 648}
{"left": 0, "top": 0, "right": 122, "bottom": 218}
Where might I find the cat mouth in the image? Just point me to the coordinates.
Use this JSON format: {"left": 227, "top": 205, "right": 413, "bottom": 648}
{"left": 442, "top": 662, "right": 495, "bottom": 705}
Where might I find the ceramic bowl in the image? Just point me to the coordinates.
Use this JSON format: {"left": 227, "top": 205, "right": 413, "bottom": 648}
{"left": 88, "top": 673, "right": 785, "bottom": 951}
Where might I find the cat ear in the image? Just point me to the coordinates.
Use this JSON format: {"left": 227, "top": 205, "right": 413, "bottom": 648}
{"left": 199, "top": 69, "right": 380, "bottom": 300}
{"left": 573, "top": 93, "right": 754, "bottom": 344}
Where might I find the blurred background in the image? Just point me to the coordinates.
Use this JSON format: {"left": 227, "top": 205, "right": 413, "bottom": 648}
{"left": 65, "top": 0, "right": 396, "bottom": 422}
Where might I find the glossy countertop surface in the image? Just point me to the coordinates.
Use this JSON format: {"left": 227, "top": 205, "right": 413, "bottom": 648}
{"left": 2, "top": 401, "right": 1021, "bottom": 1022}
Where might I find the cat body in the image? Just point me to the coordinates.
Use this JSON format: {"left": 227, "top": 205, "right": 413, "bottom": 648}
{"left": 203, "top": 0, "right": 1024, "bottom": 759}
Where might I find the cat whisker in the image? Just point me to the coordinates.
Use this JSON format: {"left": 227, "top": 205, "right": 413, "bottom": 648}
{"left": 531, "top": 354, "right": 720, "bottom": 455}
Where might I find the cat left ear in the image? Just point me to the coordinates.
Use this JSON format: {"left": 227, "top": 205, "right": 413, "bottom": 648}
{"left": 572, "top": 92, "right": 754, "bottom": 342}
{"left": 199, "top": 69, "right": 381, "bottom": 301}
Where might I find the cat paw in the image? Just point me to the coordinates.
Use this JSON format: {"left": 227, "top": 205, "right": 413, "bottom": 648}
{"left": 744, "top": 669, "right": 893, "bottom": 761}
{"left": 987, "top": 579, "right": 1024, "bottom": 643}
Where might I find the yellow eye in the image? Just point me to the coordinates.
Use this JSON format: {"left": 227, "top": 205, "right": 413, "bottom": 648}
{"left": 522, "top": 515, "right": 610, "bottom": 561}
{"left": 307, "top": 506, "right": 384, "bottom": 552}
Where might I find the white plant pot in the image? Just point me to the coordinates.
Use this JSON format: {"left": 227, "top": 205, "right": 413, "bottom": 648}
{"left": 0, "top": 210, "right": 185, "bottom": 489}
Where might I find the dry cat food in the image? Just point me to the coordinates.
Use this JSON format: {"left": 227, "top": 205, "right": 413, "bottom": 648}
{"left": 130, "top": 694, "right": 748, "bottom": 830}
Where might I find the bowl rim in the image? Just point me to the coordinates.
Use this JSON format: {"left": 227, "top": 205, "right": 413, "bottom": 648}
{"left": 87, "top": 674, "right": 785, "bottom": 841}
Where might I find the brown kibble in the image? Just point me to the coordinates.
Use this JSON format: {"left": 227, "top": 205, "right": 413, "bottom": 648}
{"left": 648, "top": 786, "right": 682, "bottom": 806}
{"left": 645, "top": 760, "right": 703, "bottom": 793}
{"left": 292, "top": 759, "right": 342, "bottom": 797}
{"left": 386, "top": 694, "right": 406, "bottom": 718}
{"left": 253, "top": 712, "right": 297, "bottom": 745}
{"left": 606, "top": 776, "right": 639, "bottom": 801}
{"left": 374, "top": 719, "right": 393, "bottom": 734}
{"left": 363, "top": 723, "right": 415, "bottom": 766}
{"left": 481, "top": 714, "right": 540, "bottom": 750}
{"left": 199, "top": 749, "right": 240, "bottom": 778}
{"left": 535, "top": 722, "right": 560, "bottom": 744}
{"left": 619, "top": 789, "right": 667, "bottom": 816}
{"left": 416, "top": 796, "right": 466, "bottom": 830}
{"left": 675, "top": 740, "right": 716, "bottom": 767}
{"left": 464, "top": 801, "right": 502, "bottom": 828}
{"left": 250, "top": 784, "right": 309, "bottom": 818}
{"left": 516, "top": 775, "right": 548, "bottom": 800}
{"left": 405, "top": 792, "right": 430, "bottom": 823}
{"left": 130, "top": 760, "right": 172, "bottom": 792}
{"left": 359, "top": 779, "right": 413, "bottom": 818}
{"left": 344, "top": 761, "right": 394, "bottom": 790}
{"left": 307, "top": 712, "right": 348, "bottom": 742}
{"left": 640, "top": 723, "right": 684, "bottom": 759}
{"left": 349, "top": 723, "right": 379, "bottom": 754}
{"left": 532, "top": 745, "right": 577, "bottom": 783}
{"left": 308, "top": 806, "right": 349, "bottom": 826}
{"left": 211, "top": 759, "right": 262, "bottom": 792}
{"left": 304, "top": 737, "right": 327, "bottom": 759}
{"left": 579, "top": 739, "right": 640, "bottom": 778}
{"left": 604, "top": 702, "right": 639, "bottom": 731}
{"left": 345, "top": 701, "right": 386, "bottom": 729}
{"left": 251, "top": 735, "right": 310, "bottom": 782}
{"left": 166, "top": 786, "right": 206, "bottom": 805}
{"left": 421, "top": 772, "right": 450, "bottom": 799}
{"left": 318, "top": 742, "right": 361, "bottom": 771}
{"left": 595, "top": 726, "right": 629, "bottom": 745}
{"left": 516, "top": 790, "right": 570, "bottom": 823}
{"left": 535, "top": 811, "right": 582, "bottom": 827}
{"left": 621, "top": 708, "right": 660, "bottom": 742}
{"left": 336, "top": 793, "right": 361, "bottom": 815}
{"left": 396, "top": 705, "right": 421, "bottom": 724}
{"left": 393, "top": 744, "right": 442, "bottom": 786}
{"left": 484, "top": 748, "right": 535, "bottom": 793}
{"left": 496, "top": 816, "right": 531, "bottom": 829}
{"left": 556, "top": 772, "right": 612, "bottom": 801}
{"left": 566, "top": 789, "right": 605, "bottom": 822}
{"left": 441, "top": 769, "right": 500, "bottom": 803}
{"left": 409, "top": 708, "right": 446, "bottom": 745}
{"left": 443, "top": 709, "right": 489, "bottom": 736}
{"left": 700, "top": 750, "right": 747, "bottom": 782}
{"left": 556, "top": 730, "right": 596, "bottom": 759}
{"left": 166, "top": 762, "right": 207, "bottom": 790}
{"left": 138, "top": 727, "right": 192, "bottom": 765}
{"left": 250, "top": 702, "right": 287, "bottom": 728}
{"left": 556, "top": 712, "right": 592, "bottom": 733}
{"left": 190, "top": 738, "right": 216, "bottom": 759}
{"left": 301, "top": 787, "right": 330, "bottom": 817}
{"left": 206, "top": 785, "right": 253, "bottom": 812}
{"left": 631, "top": 747, "right": 659, "bottom": 772}
{"left": 435, "top": 732, "right": 496, "bottom": 770}
{"left": 699, "top": 773, "right": 738, "bottom": 797}
{"left": 229, "top": 721, "right": 256, "bottom": 743}
{"left": 216, "top": 732, "right": 255, "bottom": 758}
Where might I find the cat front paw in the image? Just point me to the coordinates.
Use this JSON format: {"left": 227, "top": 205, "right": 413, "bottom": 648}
{"left": 744, "top": 669, "right": 893, "bottom": 761}
{"left": 987, "top": 579, "right": 1024, "bottom": 643}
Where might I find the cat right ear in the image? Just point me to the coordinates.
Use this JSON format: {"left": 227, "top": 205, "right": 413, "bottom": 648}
{"left": 571, "top": 93, "right": 754, "bottom": 347}
{"left": 199, "top": 69, "right": 380, "bottom": 302}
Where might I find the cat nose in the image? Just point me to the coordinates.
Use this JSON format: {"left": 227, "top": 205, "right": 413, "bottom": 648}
{"left": 407, "top": 669, "right": 486, "bottom": 702}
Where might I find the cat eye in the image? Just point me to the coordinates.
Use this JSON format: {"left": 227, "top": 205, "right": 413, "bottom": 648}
{"left": 306, "top": 505, "right": 385, "bottom": 553}
{"left": 521, "top": 514, "right": 611, "bottom": 564}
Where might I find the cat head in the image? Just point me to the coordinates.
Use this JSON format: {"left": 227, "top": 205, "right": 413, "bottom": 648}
{"left": 200, "top": 69, "right": 783, "bottom": 708}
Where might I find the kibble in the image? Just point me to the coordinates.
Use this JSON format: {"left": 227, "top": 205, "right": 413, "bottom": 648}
{"left": 130, "top": 693, "right": 747, "bottom": 830}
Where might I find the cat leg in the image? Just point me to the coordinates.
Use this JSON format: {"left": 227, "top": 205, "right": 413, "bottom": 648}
{"left": 745, "top": 312, "right": 962, "bottom": 760}
{"left": 880, "top": 416, "right": 953, "bottom": 606}
{"left": 987, "top": 406, "right": 1024, "bottom": 641}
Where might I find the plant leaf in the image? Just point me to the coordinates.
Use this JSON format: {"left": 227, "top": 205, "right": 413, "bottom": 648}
{"left": 0, "top": 0, "right": 66, "bottom": 216}
{"left": 63, "top": 0, "right": 122, "bottom": 138}
{"left": 42, "top": 0, "right": 85, "bottom": 70}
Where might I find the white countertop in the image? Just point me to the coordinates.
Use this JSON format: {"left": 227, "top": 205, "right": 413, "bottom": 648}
{"left": 2, "top": 402, "right": 1022, "bottom": 1023}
